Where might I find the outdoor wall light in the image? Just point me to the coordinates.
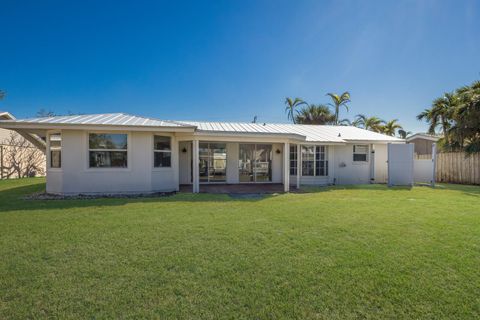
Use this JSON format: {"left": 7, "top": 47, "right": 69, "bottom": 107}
{"left": 182, "top": 147, "right": 187, "bottom": 153}
{"left": 276, "top": 149, "right": 281, "bottom": 154}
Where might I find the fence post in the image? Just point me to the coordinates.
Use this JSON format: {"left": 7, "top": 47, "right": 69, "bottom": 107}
{"left": 431, "top": 143, "right": 436, "bottom": 187}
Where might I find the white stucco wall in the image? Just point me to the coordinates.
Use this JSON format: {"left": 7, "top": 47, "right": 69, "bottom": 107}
{"left": 179, "top": 141, "right": 192, "bottom": 184}
{"left": 333, "top": 144, "right": 372, "bottom": 184}
{"left": 47, "top": 130, "right": 177, "bottom": 194}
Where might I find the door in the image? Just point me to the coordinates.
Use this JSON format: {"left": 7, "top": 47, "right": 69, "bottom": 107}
{"left": 199, "top": 142, "right": 227, "bottom": 183}
{"left": 239, "top": 144, "right": 272, "bottom": 182}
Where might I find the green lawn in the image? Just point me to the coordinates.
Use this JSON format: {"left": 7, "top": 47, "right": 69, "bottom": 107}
{"left": 1, "top": 178, "right": 479, "bottom": 319}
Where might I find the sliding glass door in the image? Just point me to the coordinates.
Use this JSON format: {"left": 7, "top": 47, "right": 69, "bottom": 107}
{"left": 199, "top": 143, "right": 227, "bottom": 183}
{"left": 239, "top": 144, "right": 272, "bottom": 183}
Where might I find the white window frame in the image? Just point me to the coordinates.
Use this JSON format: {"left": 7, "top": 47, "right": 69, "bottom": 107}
{"left": 86, "top": 132, "right": 130, "bottom": 171}
{"left": 301, "top": 145, "right": 328, "bottom": 177}
{"left": 153, "top": 135, "right": 172, "bottom": 169}
{"left": 48, "top": 132, "right": 62, "bottom": 171}
{"left": 353, "top": 144, "right": 369, "bottom": 163}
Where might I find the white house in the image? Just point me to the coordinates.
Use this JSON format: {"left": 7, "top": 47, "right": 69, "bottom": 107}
{"left": 0, "top": 113, "right": 404, "bottom": 194}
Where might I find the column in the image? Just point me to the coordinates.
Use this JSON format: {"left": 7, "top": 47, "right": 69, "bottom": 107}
{"left": 283, "top": 142, "right": 290, "bottom": 192}
{"left": 296, "top": 144, "right": 301, "bottom": 189}
{"left": 192, "top": 140, "right": 200, "bottom": 193}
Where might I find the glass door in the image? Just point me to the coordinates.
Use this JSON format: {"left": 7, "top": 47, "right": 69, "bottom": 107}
{"left": 199, "top": 143, "right": 227, "bottom": 183}
{"left": 239, "top": 144, "right": 272, "bottom": 182}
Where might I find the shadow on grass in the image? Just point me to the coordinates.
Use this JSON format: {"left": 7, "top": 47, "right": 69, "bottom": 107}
{"left": 0, "top": 182, "right": 280, "bottom": 213}
{"left": 1, "top": 180, "right": 479, "bottom": 213}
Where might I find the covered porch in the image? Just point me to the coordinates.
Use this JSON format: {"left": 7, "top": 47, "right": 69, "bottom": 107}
{"left": 177, "top": 137, "right": 297, "bottom": 193}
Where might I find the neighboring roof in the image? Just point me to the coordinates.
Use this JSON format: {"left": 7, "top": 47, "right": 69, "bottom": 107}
{"left": 179, "top": 121, "right": 403, "bottom": 143}
{"left": 9, "top": 113, "right": 192, "bottom": 128}
{"left": 0, "top": 111, "right": 15, "bottom": 120}
{"left": 406, "top": 133, "right": 441, "bottom": 142}
{"left": 0, "top": 112, "right": 404, "bottom": 144}
{"left": 0, "top": 111, "right": 47, "bottom": 151}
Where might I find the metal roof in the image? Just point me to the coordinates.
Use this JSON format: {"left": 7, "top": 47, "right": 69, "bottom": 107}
{"left": 179, "top": 121, "right": 403, "bottom": 143}
{"left": 0, "top": 113, "right": 404, "bottom": 143}
{"left": 8, "top": 113, "right": 192, "bottom": 128}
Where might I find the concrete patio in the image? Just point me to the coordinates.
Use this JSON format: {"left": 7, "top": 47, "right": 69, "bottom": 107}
{"left": 179, "top": 183, "right": 286, "bottom": 194}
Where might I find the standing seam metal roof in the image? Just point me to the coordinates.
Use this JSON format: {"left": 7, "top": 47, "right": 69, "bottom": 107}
{"left": 11, "top": 113, "right": 192, "bottom": 127}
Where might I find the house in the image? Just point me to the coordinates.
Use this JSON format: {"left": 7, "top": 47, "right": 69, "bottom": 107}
{"left": 406, "top": 133, "right": 440, "bottom": 156}
{"left": 0, "top": 113, "right": 404, "bottom": 194}
{"left": 0, "top": 111, "right": 46, "bottom": 179}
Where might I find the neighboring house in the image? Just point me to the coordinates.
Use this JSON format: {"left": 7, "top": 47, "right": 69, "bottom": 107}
{"left": 0, "top": 111, "right": 46, "bottom": 179}
{"left": 0, "top": 113, "right": 404, "bottom": 194}
{"left": 406, "top": 133, "right": 440, "bottom": 156}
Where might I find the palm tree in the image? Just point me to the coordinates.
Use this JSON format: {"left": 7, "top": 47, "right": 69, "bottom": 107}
{"left": 354, "top": 114, "right": 385, "bottom": 132}
{"left": 284, "top": 97, "right": 307, "bottom": 124}
{"left": 326, "top": 91, "right": 350, "bottom": 125}
{"left": 0, "top": 90, "right": 5, "bottom": 100}
{"left": 382, "top": 119, "right": 403, "bottom": 136}
{"left": 417, "top": 93, "right": 457, "bottom": 145}
{"left": 295, "top": 104, "right": 335, "bottom": 125}
{"left": 398, "top": 129, "right": 412, "bottom": 139}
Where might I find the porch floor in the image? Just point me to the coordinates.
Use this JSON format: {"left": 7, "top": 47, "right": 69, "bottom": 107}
{"left": 179, "top": 183, "right": 286, "bottom": 194}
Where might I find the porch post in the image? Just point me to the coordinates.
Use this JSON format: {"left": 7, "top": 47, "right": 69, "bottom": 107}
{"left": 283, "top": 142, "right": 290, "bottom": 192}
{"left": 296, "top": 144, "right": 301, "bottom": 189}
{"left": 192, "top": 139, "right": 200, "bottom": 193}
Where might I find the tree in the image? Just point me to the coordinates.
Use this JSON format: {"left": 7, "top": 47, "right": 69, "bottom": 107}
{"left": 36, "top": 109, "right": 56, "bottom": 117}
{"left": 284, "top": 98, "right": 307, "bottom": 124}
{"left": 382, "top": 119, "right": 403, "bottom": 136}
{"left": 452, "top": 81, "right": 480, "bottom": 152}
{"left": 353, "top": 114, "right": 385, "bottom": 132}
{"left": 1, "top": 132, "right": 45, "bottom": 179}
{"left": 398, "top": 129, "right": 412, "bottom": 139}
{"left": 417, "top": 80, "right": 480, "bottom": 153}
{"left": 295, "top": 104, "right": 336, "bottom": 125}
{"left": 326, "top": 91, "right": 350, "bottom": 125}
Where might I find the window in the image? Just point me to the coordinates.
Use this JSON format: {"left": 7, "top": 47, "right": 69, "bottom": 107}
{"left": 154, "top": 136, "right": 171, "bottom": 168}
{"left": 353, "top": 144, "right": 368, "bottom": 162}
{"left": 289, "top": 145, "right": 297, "bottom": 175}
{"left": 302, "top": 146, "right": 315, "bottom": 176}
{"left": 49, "top": 133, "right": 61, "bottom": 168}
{"left": 301, "top": 145, "right": 328, "bottom": 176}
{"left": 89, "top": 133, "right": 128, "bottom": 168}
{"left": 315, "top": 146, "right": 328, "bottom": 176}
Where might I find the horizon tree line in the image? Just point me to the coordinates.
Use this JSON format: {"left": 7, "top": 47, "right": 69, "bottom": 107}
{"left": 284, "top": 92, "right": 409, "bottom": 138}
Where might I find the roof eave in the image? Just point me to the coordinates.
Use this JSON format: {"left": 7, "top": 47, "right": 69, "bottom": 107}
{"left": 0, "top": 121, "right": 197, "bottom": 132}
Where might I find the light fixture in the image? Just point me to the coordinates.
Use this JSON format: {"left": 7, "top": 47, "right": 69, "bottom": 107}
{"left": 276, "top": 149, "right": 281, "bottom": 154}
{"left": 182, "top": 147, "right": 187, "bottom": 153}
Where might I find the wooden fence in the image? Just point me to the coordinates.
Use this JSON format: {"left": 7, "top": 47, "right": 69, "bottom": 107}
{"left": 416, "top": 152, "right": 480, "bottom": 185}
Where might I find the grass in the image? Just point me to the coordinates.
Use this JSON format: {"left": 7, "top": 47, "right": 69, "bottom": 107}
{"left": 0, "top": 178, "right": 479, "bottom": 319}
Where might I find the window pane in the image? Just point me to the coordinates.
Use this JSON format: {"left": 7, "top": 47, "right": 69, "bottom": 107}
{"left": 354, "top": 145, "right": 368, "bottom": 154}
{"left": 49, "top": 134, "right": 62, "bottom": 148}
{"left": 89, "top": 134, "right": 127, "bottom": 150}
{"left": 51, "top": 150, "right": 61, "bottom": 168}
{"left": 154, "top": 152, "right": 171, "bottom": 167}
{"left": 154, "top": 136, "right": 171, "bottom": 151}
{"left": 353, "top": 154, "right": 367, "bottom": 162}
{"left": 290, "top": 145, "right": 297, "bottom": 175}
{"left": 89, "top": 151, "right": 127, "bottom": 168}
{"left": 302, "top": 146, "right": 315, "bottom": 176}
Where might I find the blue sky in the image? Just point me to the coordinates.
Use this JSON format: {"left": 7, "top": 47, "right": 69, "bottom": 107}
{"left": 1, "top": 0, "right": 479, "bottom": 132}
